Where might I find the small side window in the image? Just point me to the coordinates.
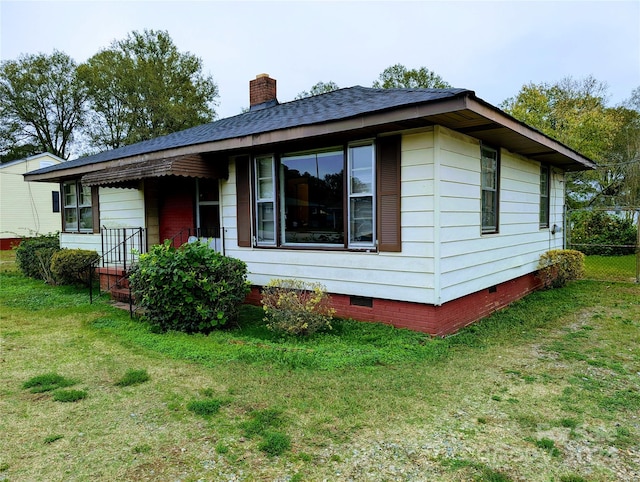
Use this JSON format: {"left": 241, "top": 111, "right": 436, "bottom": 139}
{"left": 539, "top": 165, "right": 550, "bottom": 228}
{"left": 52, "top": 191, "right": 60, "bottom": 213}
{"left": 481, "top": 146, "right": 499, "bottom": 234}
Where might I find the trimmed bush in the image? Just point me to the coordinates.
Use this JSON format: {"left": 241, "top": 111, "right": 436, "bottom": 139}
{"left": 50, "top": 249, "right": 100, "bottom": 286}
{"left": 129, "top": 241, "right": 250, "bottom": 333}
{"left": 538, "top": 249, "right": 585, "bottom": 288}
{"left": 261, "top": 279, "right": 335, "bottom": 336}
{"left": 15, "top": 234, "right": 60, "bottom": 281}
{"left": 569, "top": 210, "right": 637, "bottom": 256}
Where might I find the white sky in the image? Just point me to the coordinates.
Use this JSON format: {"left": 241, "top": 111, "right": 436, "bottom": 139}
{"left": 1, "top": 0, "right": 639, "bottom": 120}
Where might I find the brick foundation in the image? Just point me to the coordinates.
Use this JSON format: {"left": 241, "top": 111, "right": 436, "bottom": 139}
{"left": 245, "top": 272, "right": 544, "bottom": 336}
{"left": 1, "top": 238, "right": 22, "bottom": 250}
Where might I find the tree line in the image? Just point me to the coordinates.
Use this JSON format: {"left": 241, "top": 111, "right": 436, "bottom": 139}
{"left": 1, "top": 29, "right": 638, "bottom": 208}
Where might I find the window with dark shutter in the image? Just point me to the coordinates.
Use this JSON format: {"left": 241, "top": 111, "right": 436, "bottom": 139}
{"left": 235, "top": 156, "right": 252, "bottom": 247}
{"left": 376, "top": 136, "right": 401, "bottom": 252}
{"left": 52, "top": 191, "right": 60, "bottom": 213}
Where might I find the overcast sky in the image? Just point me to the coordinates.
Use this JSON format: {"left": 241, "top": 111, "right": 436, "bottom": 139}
{"left": 1, "top": 0, "right": 639, "bottom": 120}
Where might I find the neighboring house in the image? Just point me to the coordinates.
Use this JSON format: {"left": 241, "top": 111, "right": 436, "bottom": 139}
{"left": 24, "top": 74, "right": 595, "bottom": 335}
{"left": 1, "top": 153, "right": 64, "bottom": 250}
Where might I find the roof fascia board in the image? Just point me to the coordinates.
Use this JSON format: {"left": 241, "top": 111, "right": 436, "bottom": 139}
{"left": 464, "top": 96, "right": 597, "bottom": 170}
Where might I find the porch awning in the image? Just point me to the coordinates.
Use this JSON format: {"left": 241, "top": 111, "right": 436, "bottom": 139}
{"left": 81, "top": 153, "right": 228, "bottom": 187}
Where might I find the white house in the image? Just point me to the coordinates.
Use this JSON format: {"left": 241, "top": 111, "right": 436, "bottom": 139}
{"left": 1, "top": 152, "right": 64, "bottom": 249}
{"left": 24, "top": 75, "right": 595, "bottom": 335}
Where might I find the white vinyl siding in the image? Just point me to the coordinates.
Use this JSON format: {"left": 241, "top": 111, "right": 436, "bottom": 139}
{"left": 59, "top": 233, "right": 101, "bottom": 253}
{"left": 207, "top": 126, "right": 567, "bottom": 307}
{"left": 438, "top": 127, "right": 564, "bottom": 303}
{"left": 225, "top": 128, "right": 437, "bottom": 304}
{"left": 0, "top": 155, "right": 62, "bottom": 239}
{"left": 99, "top": 187, "right": 145, "bottom": 228}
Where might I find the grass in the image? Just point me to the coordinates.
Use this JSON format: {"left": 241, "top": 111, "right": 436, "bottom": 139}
{"left": 114, "top": 369, "right": 150, "bottom": 387}
{"left": 584, "top": 254, "right": 637, "bottom": 282}
{"left": 22, "top": 373, "right": 76, "bottom": 393}
{"left": 186, "top": 398, "right": 225, "bottom": 416}
{"left": 1, "top": 255, "right": 639, "bottom": 480}
{"left": 52, "top": 389, "right": 88, "bottom": 402}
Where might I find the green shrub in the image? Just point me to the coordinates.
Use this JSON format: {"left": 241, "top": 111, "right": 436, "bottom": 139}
{"left": 538, "top": 249, "right": 585, "bottom": 288}
{"left": 50, "top": 249, "right": 100, "bottom": 286}
{"left": 186, "top": 399, "right": 224, "bottom": 416}
{"left": 569, "top": 210, "right": 637, "bottom": 256}
{"left": 129, "top": 241, "right": 250, "bottom": 333}
{"left": 52, "top": 389, "right": 87, "bottom": 402}
{"left": 15, "top": 234, "right": 60, "bottom": 281}
{"left": 261, "top": 279, "right": 335, "bottom": 336}
{"left": 22, "top": 373, "right": 76, "bottom": 393}
{"left": 258, "top": 431, "right": 291, "bottom": 456}
{"left": 114, "top": 369, "right": 150, "bottom": 387}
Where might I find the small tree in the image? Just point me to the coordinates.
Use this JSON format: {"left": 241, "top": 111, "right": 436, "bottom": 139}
{"left": 129, "top": 241, "right": 249, "bottom": 333}
{"left": 569, "top": 210, "right": 637, "bottom": 256}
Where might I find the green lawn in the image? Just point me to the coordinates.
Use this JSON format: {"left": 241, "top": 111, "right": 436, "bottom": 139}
{"left": 584, "top": 254, "right": 638, "bottom": 282}
{"left": 1, "top": 256, "right": 639, "bottom": 481}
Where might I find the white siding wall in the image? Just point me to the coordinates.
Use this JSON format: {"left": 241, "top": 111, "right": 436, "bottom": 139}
{"left": 222, "top": 130, "right": 437, "bottom": 304}
{"left": 99, "top": 187, "right": 145, "bottom": 228}
{"left": 437, "top": 127, "right": 564, "bottom": 304}
{"left": 60, "top": 233, "right": 101, "bottom": 253}
{"left": 59, "top": 187, "right": 145, "bottom": 256}
{"left": 0, "top": 158, "right": 61, "bottom": 238}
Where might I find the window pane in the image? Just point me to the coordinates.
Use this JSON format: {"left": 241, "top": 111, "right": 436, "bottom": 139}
{"left": 199, "top": 204, "right": 220, "bottom": 237}
{"left": 539, "top": 197, "right": 549, "bottom": 226}
{"left": 79, "top": 184, "right": 92, "bottom": 206}
{"left": 281, "top": 150, "right": 344, "bottom": 244}
{"left": 198, "top": 179, "right": 219, "bottom": 202}
{"left": 350, "top": 196, "right": 373, "bottom": 243}
{"left": 481, "top": 147, "right": 498, "bottom": 233}
{"left": 63, "top": 182, "right": 76, "bottom": 207}
{"left": 351, "top": 144, "right": 372, "bottom": 170}
{"left": 258, "top": 178, "right": 274, "bottom": 200}
{"left": 257, "top": 157, "right": 272, "bottom": 178}
{"left": 64, "top": 208, "right": 78, "bottom": 231}
{"left": 350, "top": 145, "right": 374, "bottom": 194}
{"left": 79, "top": 207, "right": 93, "bottom": 231}
{"left": 257, "top": 202, "right": 275, "bottom": 243}
{"left": 482, "top": 191, "right": 496, "bottom": 231}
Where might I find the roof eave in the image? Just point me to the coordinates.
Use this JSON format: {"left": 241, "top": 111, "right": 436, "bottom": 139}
{"left": 24, "top": 92, "right": 595, "bottom": 183}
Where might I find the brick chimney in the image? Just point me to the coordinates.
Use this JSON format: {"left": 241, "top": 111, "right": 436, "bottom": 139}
{"left": 249, "top": 74, "right": 278, "bottom": 110}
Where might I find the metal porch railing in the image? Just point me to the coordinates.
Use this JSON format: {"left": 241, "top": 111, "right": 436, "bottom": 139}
{"left": 87, "top": 227, "right": 147, "bottom": 304}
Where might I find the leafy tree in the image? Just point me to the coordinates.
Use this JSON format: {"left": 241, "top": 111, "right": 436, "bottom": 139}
{"left": 0, "top": 51, "right": 86, "bottom": 159}
{"left": 79, "top": 29, "right": 219, "bottom": 149}
{"left": 373, "top": 64, "right": 451, "bottom": 89}
{"left": 501, "top": 76, "right": 638, "bottom": 208}
{"left": 294, "top": 81, "right": 340, "bottom": 99}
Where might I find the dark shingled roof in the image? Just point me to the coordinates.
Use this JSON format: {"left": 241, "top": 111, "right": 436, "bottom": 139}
{"left": 28, "top": 86, "right": 470, "bottom": 176}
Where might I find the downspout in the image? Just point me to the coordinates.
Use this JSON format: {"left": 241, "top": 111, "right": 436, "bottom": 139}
{"left": 433, "top": 126, "right": 442, "bottom": 306}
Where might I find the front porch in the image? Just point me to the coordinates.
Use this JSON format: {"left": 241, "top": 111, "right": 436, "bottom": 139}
{"left": 94, "top": 226, "right": 223, "bottom": 305}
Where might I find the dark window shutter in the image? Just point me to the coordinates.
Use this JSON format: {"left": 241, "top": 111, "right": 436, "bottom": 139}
{"left": 52, "top": 191, "right": 60, "bottom": 213}
{"left": 377, "top": 136, "right": 401, "bottom": 252}
{"left": 91, "top": 186, "right": 100, "bottom": 234}
{"left": 235, "top": 156, "right": 252, "bottom": 247}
